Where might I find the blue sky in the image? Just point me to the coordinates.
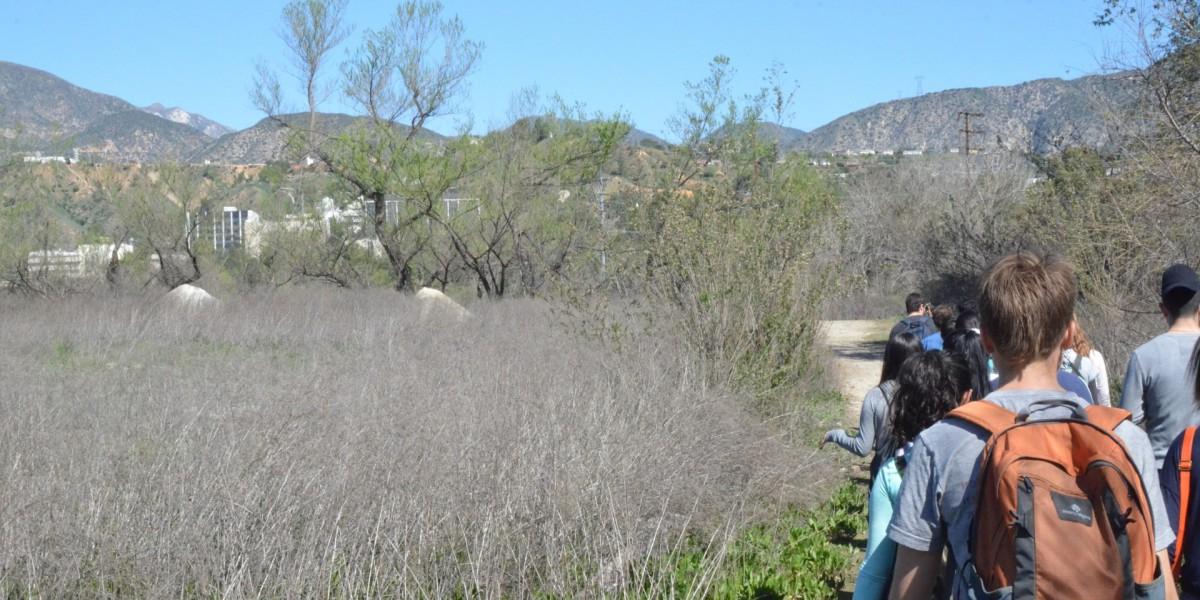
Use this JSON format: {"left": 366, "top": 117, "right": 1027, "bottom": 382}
{"left": 2, "top": 1, "right": 1128, "bottom": 139}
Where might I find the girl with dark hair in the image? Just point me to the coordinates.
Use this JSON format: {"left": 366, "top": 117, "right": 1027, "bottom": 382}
{"left": 822, "top": 332, "right": 923, "bottom": 480}
{"left": 1159, "top": 340, "right": 1200, "bottom": 597}
{"left": 853, "top": 351, "right": 973, "bottom": 600}
{"left": 943, "top": 329, "right": 992, "bottom": 402}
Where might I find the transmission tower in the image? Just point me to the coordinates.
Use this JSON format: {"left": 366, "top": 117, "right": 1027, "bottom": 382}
{"left": 915, "top": 76, "right": 924, "bottom": 97}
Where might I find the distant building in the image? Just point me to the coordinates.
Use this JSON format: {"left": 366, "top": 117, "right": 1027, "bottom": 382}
{"left": 213, "top": 206, "right": 261, "bottom": 251}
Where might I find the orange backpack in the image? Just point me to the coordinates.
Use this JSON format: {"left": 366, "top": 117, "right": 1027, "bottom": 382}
{"left": 1175, "top": 426, "right": 1198, "bottom": 578}
{"left": 951, "top": 399, "right": 1164, "bottom": 599}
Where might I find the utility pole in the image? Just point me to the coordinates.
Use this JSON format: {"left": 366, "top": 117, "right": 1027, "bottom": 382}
{"left": 595, "top": 174, "right": 608, "bottom": 274}
{"left": 915, "top": 75, "right": 924, "bottom": 97}
{"left": 958, "top": 111, "right": 984, "bottom": 180}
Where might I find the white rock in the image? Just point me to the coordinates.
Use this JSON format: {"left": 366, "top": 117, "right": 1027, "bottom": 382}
{"left": 164, "top": 284, "right": 218, "bottom": 310}
{"left": 415, "top": 287, "right": 470, "bottom": 323}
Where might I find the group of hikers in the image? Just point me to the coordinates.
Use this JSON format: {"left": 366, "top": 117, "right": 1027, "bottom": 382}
{"left": 822, "top": 253, "right": 1200, "bottom": 599}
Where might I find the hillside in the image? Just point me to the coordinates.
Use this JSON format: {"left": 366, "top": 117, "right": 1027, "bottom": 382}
{"left": 791, "top": 72, "right": 1140, "bottom": 155}
{"left": 74, "top": 110, "right": 213, "bottom": 163}
{"left": 0, "top": 61, "right": 134, "bottom": 149}
{"left": 196, "top": 113, "right": 448, "bottom": 165}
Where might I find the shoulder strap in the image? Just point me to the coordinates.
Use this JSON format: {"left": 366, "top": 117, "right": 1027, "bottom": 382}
{"left": 1174, "top": 427, "right": 1198, "bottom": 578}
{"left": 948, "top": 401, "right": 1016, "bottom": 435}
{"left": 1084, "top": 405, "right": 1132, "bottom": 431}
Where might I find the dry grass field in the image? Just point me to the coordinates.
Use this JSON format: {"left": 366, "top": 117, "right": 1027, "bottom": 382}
{"left": 0, "top": 291, "right": 832, "bottom": 598}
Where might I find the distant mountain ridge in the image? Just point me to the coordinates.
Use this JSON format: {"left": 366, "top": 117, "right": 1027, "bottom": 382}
{"left": 0, "top": 60, "right": 1145, "bottom": 163}
{"left": 142, "top": 103, "right": 232, "bottom": 138}
{"left": 788, "top": 72, "right": 1139, "bottom": 155}
{"left": 0, "top": 61, "right": 212, "bottom": 162}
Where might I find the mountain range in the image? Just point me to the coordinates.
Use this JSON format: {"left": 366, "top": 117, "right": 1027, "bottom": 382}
{"left": 0, "top": 60, "right": 1142, "bottom": 163}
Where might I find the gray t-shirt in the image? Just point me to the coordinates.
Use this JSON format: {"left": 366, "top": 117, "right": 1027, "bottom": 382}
{"left": 887, "top": 389, "right": 1174, "bottom": 599}
{"left": 828, "top": 380, "right": 899, "bottom": 457}
{"left": 1120, "top": 332, "right": 1200, "bottom": 469}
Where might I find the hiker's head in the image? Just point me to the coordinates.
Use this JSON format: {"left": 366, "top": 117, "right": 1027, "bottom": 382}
{"left": 905, "top": 293, "right": 925, "bottom": 315}
{"left": 1161, "top": 264, "right": 1200, "bottom": 326}
{"left": 1072, "top": 317, "right": 1093, "bottom": 356}
{"left": 931, "top": 304, "right": 957, "bottom": 336}
{"left": 881, "top": 332, "right": 924, "bottom": 384}
{"left": 979, "top": 252, "right": 1076, "bottom": 371}
{"left": 956, "top": 309, "right": 981, "bottom": 332}
{"left": 890, "top": 351, "right": 972, "bottom": 448}
{"left": 944, "top": 330, "right": 992, "bottom": 402}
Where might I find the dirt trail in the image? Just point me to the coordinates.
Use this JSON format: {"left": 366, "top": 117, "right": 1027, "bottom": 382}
{"left": 822, "top": 320, "right": 890, "bottom": 423}
{"left": 822, "top": 320, "right": 891, "bottom": 599}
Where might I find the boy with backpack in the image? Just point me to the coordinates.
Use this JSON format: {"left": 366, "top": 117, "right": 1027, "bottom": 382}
{"left": 890, "top": 293, "right": 937, "bottom": 342}
{"left": 887, "top": 253, "right": 1176, "bottom": 599}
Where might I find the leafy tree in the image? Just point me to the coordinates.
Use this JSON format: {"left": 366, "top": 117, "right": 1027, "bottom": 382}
{"left": 256, "top": 0, "right": 481, "bottom": 291}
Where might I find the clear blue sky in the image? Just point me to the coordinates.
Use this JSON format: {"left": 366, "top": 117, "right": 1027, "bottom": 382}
{"left": 1, "top": 1, "right": 1127, "bottom": 140}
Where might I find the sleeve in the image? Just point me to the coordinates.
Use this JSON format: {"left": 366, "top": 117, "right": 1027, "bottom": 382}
{"left": 1160, "top": 434, "right": 1184, "bottom": 562}
{"left": 1120, "top": 353, "right": 1147, "bottom": 425}
{"left": 887, "top": 437, "right": 944, "bottom": 552}
{"left": 1118, "top": 422, "right": 1177, "bottom": 552}
{"left": 828, "top": 388, "right": 881, "bottom": 457}
{"left": 855, "top": 463, "right": 900, "bottom": 600}
{"left": 1092, "top": 350, "right": 1112, "bottom": 408}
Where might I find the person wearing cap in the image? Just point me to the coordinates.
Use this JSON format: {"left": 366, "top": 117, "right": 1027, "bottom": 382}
{"left": 1121, "top": 263, "right": 1200, "bottom": 469}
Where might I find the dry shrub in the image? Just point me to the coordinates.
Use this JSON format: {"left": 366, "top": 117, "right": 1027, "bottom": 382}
{"left": 0, "top": 291, "right": 820, "bottom": 598}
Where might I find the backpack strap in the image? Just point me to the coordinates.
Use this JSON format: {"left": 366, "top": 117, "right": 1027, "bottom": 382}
{"left": 948, "top": 401, "right": 1017, "bottom": 436}
{"left": 1174, "top": 427, "right": 1198, "bottom": 578}
{"left": 1083, "top": 405, "right": 1132, "bottom": 431}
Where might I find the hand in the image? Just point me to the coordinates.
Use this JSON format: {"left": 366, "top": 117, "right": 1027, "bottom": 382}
{"left": 820, "top": 430, "right": 835, "bottom": 449}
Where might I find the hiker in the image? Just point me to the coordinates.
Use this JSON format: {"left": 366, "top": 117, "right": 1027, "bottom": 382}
{"left": 943, "top": 329, "right": 992, "bottom": 402}
{"left": 955, "top": 309, "right": 981, "bottom": 334}
{"left": 1159, "top": 340, "right": 1200, "bottom": 598}
{"left": 822, "top": 332, "right": 924, "bottom": 481}
{"left": 1062, "top": 318, "right": 1111, "bottom": 407}
{"left": 921, "top": 304, "right": 957, "bottom": 351}
{"left": 887, "top": 253, "right": 1175, "bottom": 600}
{"left": 1122, "top": 263, "right": 1200, "bottom": 468}
{"left": 889, "top": 293, "right": 936, "bottom": 341}
{"left": 853, "top": 350, "right": 972, "bottom": 600}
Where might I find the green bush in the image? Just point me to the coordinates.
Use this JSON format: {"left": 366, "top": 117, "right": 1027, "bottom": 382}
{"left": 634, "top": 481, "right": 866, "bottom": 600}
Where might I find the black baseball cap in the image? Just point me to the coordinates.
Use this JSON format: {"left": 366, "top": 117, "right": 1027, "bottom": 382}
{"left": 1161, "top": 264, "right": 1200, "bottom": 300}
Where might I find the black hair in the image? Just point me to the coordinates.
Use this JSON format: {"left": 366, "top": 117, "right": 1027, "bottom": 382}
{"left": 889, "top": 351, "right": 972, "bottom": 449}
{"left": 944, "top": 330, "right": 993, "bottom": 402}
{"left": 1165, "top": 289, "right": 1200, "bottom": 325}
{"left": 881, "top": 332, "right": 924, "bottom": 384}
{"left": 956, "top": 310, "right": 981, "bottom": 332}
{"left": 905, "top": 293, "right": 925, "bottom": 314}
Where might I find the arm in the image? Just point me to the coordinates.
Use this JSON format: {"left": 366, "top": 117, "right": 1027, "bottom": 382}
{"left": 1121, "top": 353, "right": 1147, "bottom": 425}
{"left": 824, "top": 387, "right": 882, "bottom": 457}
{"left": 1092, "top": 350, "right": 1112, "bottom": 407}
{"left": 887, "top": 546, "right": 942, "bottom": 600}
{"left": 1160, "top": 550, "right": 1180, "bottom": 600}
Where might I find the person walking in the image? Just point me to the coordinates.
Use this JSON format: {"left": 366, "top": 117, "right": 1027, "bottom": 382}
{"left": 1159, "top": 340, "right": 1200, "bottom": 599}
{"left": 823, "top": 332, "right": 924, "bottom": 481}
{"left": 1122, "top": 263, "right": 1200, "bottom": 468}
{"left": 852, "top": 351, "right": 972, "bottom": 600}
{"left": 889, "top": 293, "right": 936, "bottom": 341}
{"left": 1062, "top": 319, "right": 1111, "bottom": 406}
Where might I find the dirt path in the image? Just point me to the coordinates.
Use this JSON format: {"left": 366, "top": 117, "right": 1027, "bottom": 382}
{"left": 823, "top": 320, "right": 891, "bottom": 421}
{"left": 821, "top": 320, "right": 891, "bottom": 599}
